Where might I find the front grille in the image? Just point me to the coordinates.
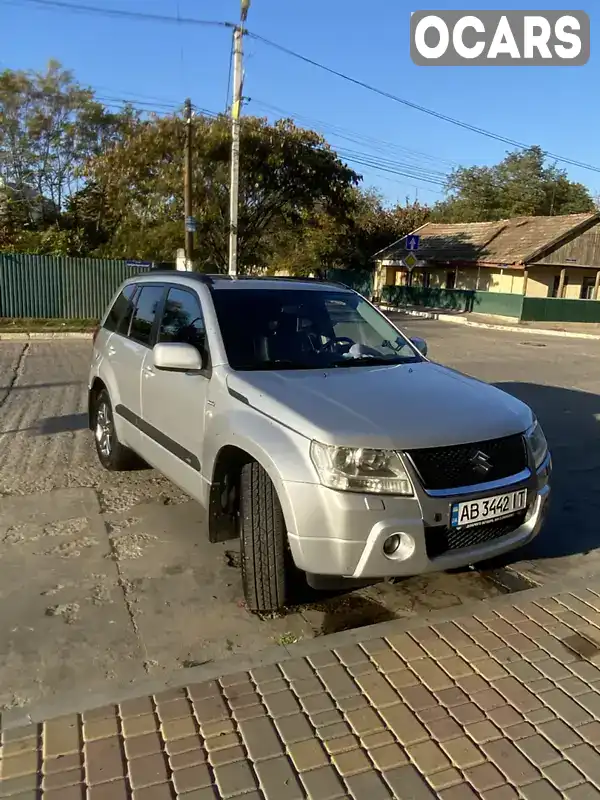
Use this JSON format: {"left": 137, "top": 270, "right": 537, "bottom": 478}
{"left": 425, "top": 512, "right": 527, "bottom": 560}
{"left": 406, "top": 434, "right": 527, "bottom": 491}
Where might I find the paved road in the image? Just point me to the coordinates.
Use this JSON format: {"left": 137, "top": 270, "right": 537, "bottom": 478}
{"left": 0, "top": 319, "right": 597, "bottom": 713}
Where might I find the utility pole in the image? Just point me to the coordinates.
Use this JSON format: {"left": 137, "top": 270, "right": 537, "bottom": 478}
{"left": 184, "top": 98, "right": 194, "bottom": 267}
{"left": 228, "top": 0, "right": 250, "bottom": 276}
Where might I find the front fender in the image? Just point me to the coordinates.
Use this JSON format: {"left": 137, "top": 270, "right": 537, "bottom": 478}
{"left": 205, "top": 406, "right": 316, "bottom": 536}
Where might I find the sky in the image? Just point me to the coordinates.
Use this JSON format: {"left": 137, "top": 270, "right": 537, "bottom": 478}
{"left": 0, "top": 0, "right": 598, "bottom": 207}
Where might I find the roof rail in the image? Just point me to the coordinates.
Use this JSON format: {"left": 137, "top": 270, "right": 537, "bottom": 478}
{"left": 127, "top": 271, "right": 354, "bottom": 290}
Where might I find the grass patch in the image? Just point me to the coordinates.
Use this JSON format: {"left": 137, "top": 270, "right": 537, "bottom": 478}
{"left": 274, "top": 632, "right": 300, "bottom": 646}
{"left": 0, "top": 317, "right": 98, "bottom": 333}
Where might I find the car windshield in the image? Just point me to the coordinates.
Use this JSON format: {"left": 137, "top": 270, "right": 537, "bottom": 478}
{"left": 210, "top": 286, "right": 423, "bottom": 371}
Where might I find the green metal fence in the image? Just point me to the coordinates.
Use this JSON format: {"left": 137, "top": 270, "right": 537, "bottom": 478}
{"left": 381, "top": 284, "right": 600, "bottom": 323}
{"left": 3, "top": 253, "right": 598, "bottom": 324}
{"left": 381, "top": 286, "right": 525, "bottom": 318}
{"left": 473, "top": 291, "right": 524, "bottom": 318}
{"left": 0, "top": 254, "right": 152, "bottom": 319}
{"left": 381, "top": 286, "right": 474, "bottom": 311}
{"left": 521, "top": 297, "right": 600, "bottom": 323}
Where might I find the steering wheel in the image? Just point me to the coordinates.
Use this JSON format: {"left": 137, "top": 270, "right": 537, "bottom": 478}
{"left": 319, "top": 336, "right": 355, "bottom": 353}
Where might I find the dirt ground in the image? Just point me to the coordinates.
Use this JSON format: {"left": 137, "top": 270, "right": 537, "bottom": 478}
{"left": 1, "top": 320, "right": 598, "bottom": 713}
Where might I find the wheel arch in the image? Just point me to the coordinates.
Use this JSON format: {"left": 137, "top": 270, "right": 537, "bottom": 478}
{"left": 208, "top": 441, "right": 295, "bottom": 544}
{"left": 88, "top": 377, "right": 107, "bottom": 430}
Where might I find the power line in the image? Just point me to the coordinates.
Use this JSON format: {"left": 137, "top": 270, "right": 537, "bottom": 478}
{"left": 6, "top": 0, "right": 598, "bottom": 174}
{"left": 247, "top": 32, "right": 600, "bottom": 176}
{"left": 2, "top": 0, "right": 234, "bottom": 27}
{"left": 95, "top": 95, "right": 179, "bottom": 112}
{"left": 92, "top": 86, "right": 183, "bottom": 108}
{"left": 247, "top": 100, "right": 448, "bottom": 193}
{"left": 250, "top": 99, "right": 455, "bottom": 171}
{"left": 88, "top": 95, "right": 447, "bottom": 192}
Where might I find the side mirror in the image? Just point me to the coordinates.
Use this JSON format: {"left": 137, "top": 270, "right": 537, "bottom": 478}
{"left": 153, "top": 342, "right": 204, "bottom": 372}
{"left": 410, "top": 337, "right": 428, "bottom": 357}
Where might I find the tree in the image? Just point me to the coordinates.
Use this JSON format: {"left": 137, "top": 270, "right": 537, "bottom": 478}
{"left": 433, "top": 146, "right": 595, "bottom": 222}
{"left": 84, "top": 114, "right": 361, "bottom": 269}
{"left": 0, "top": 60, "right": 137, "bottom": 253}
{"left": 264, "top": 190, "right": 430, "bottom": 275}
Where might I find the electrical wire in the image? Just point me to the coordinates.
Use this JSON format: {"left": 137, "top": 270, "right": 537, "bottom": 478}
{"left": 246, "top": 32, "right": 600, "bottom": 176}
{"left": 87, "top": 95, "right": 447, "bottom": 192}
{"left": 250, "top": 99, "right": 455, "bottom": 171}
{"left": 1, "top": 0, "right": 234, "bottom": 27}
{"left": 4, "top": 0, "right": 597, "bottom": 174}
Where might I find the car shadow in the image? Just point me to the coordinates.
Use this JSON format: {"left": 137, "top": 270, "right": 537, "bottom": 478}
{"left": 0, "top": 412, "right": 89, "bottom": 436}
{"left": 491, "top": 382, "right": 600, "bottom": 562}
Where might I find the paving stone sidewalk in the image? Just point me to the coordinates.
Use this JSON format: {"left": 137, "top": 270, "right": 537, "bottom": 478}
{"left": 4, "top": 582, "right": 600, "bottom": 799}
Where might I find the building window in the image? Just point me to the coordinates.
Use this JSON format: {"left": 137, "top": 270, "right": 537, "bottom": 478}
{"left": 580, "top": 277, "right": 596, "bottom": 300}
{"left": 446, "top": 270, "right": 456, "bottom": 290}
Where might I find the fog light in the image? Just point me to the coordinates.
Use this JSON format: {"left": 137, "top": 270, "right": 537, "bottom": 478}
{"left": 382, "top": 532, "right": 415, "bottom": 561}
{"left": 383, "top": 535, "right": 401, "bottom": 555}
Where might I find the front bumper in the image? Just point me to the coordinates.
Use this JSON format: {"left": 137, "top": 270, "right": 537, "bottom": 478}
{"left": 285, "top": 452, "right": 551, "bottom": 579}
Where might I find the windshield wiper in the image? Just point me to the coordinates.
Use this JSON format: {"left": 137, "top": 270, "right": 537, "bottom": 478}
{"left": 243, "top": 359, "right": 319, "bottom": 371}
{"left": 329, "top": 356, "right": 416, "bottom": 368}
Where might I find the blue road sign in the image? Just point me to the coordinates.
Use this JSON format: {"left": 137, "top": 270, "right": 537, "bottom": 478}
{"left": 185, "top": 216, "right": 197, "bottom": 233}
{"left": 405, "top": 235, "right": 420, "bottom": 251}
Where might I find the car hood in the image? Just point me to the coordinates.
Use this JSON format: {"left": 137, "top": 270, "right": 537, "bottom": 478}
{"left": 226, "top": 361, "right": 533, "bottom": 450}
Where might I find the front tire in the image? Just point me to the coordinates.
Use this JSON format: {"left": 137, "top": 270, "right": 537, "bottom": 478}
{"left": 239, "top": 461, "right": 288, "bottom": 613}
{"left": 93, "top": 390, "right": 137, "bottom": 471}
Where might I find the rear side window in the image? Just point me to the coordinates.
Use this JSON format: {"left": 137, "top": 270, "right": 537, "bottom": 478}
{"left": 103, "top": 284, "right": 136, "bottom": 335}
{"left": 129, "top": 285, "right": 165, "bottom": 346}
{"left": 158, "top": 288, "right": 207, "bottom": 356}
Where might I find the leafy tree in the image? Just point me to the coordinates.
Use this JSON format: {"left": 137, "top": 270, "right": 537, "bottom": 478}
{"left": 84, "top": 113, "right": 360, "bottom": 269}
{"left": 433, "top": 146, "right": 595, "bottom": 222}
{"left": 265, "top": 190, "right": 430, "bottom": 275}
{"left": 0, "top": 60, "right": 136, "bottom": 253}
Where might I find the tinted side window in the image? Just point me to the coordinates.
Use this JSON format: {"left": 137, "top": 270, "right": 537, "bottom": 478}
{"left": 158, "top": 288, "right": 207, "bottom": 355}
{"left": 129, "top": 285, "right": 165, "bottom": 346}
{"left": 103, "top": 284, "right": 136, "bottom": 334}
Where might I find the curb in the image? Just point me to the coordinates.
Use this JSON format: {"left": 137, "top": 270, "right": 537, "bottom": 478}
{"left": 0, "top": 331, "right": 93, "bottom": 341}
{"left": 386, "top": 306, "right": 600, "bottom": 340}
{"left": 1, "top": 571, "right": 594, "bottom": 732}
{"left": 437, "top": 313, "right": 600, "bottom": 340}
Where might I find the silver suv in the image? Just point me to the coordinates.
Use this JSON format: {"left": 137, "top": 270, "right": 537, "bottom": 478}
{"left": 89, "top": 273, "right": 551, "bottom": 612}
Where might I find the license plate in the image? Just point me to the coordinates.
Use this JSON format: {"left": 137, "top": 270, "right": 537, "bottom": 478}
{"left": 451, "top": 489, "right": 527, "bottom": 528}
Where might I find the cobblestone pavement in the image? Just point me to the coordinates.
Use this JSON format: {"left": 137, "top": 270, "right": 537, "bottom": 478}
{"left": 4, "top": 580, "right": 600, "bottom": 798}
{"left": 0, "top": 339, "right": 511, "bottom": 713}
{"left": 1, "top": 328, "right": 599, "bottom": 741}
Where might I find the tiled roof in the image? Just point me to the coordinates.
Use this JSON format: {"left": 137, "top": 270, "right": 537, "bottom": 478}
{"left": 375, "top": 213, "right": 599, "bottom": 265}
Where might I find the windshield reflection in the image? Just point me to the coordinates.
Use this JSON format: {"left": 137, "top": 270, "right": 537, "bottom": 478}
{"left": 210, "top": 287, "right": 422, "bottom": 371}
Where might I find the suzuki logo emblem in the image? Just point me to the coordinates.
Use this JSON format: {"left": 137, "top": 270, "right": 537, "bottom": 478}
{"left": 470, "top": 450, "right": 492, "bottom": 475}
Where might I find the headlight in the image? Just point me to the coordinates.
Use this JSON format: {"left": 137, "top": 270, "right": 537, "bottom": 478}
{"left": 310, "top": 441, "right": 413, "bottom": 495}
{"left": 525, "top": 419, "right": 548, "bottom": 469}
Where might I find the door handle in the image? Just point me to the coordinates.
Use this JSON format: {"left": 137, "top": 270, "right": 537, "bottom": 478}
{"left": 108, "top": 346, "right": 116, "bottom": 357}
{"left": 143, "top": 367, "right": 155, "bottom": 378}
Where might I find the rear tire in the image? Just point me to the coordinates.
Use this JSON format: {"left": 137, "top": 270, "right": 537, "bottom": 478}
{"left": 93, "top": 389, "right": 137, "bottom": 471}
{"left": 239, "top": 461, "right": 288, "bottom": 613}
